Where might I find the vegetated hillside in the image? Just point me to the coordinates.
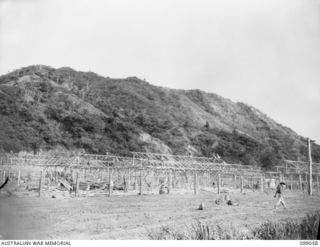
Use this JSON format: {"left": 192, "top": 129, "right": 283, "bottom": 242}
{"left": 0, "top": 65, "right": 319, "bottom": 169}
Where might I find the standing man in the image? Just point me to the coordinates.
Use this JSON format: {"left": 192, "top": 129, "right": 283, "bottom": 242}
{"left": 274, "top": 182, "right": 287, "bottom": 209}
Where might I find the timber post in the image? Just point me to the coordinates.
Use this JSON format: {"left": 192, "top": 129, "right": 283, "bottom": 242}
{"left": 17, "top": 170, "right": 21, "bottom": 187}
{"left": 260, "top": 175, "right": 264, "bottom": 192}
{"left": 128, "top": 168, "right": 131, "bottom": 191}
{"left": 168, "top": 170, "right": 172, "bottom": 193}
{"left": 193, "top": 169, "right": 197, "bottom": 195}
{"left": 217, "top": 173, "right": 221, "bottom": 194}
{"left": 307, "top": 138, "right": 313, "bottom": 195}
{"left": 75, "top": 172, "right": 80, "bottom": 197}
{"left": 240, "top": 176, "right": 243, "bottom": 193}
{"left": 38, "top": 171, "right": 42, "bottom": 197}
{"left": 299, "top": 174, "right": 302, "bottom": 191}
{"left": 139, "top": 169, "right": 143, "bottom": 195}
{"left": 108, "top": 165, "right": 112, "bottom": 197}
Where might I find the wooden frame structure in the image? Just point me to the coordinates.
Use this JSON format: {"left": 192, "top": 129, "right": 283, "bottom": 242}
{"left": 276, "top": 160, "right": 320, "bottom": 175}
{"left": 5, "top": 152, "right": 264, "bottom": 175}
{"left": 2, "top": 151, "right": 319, "bottom": 197}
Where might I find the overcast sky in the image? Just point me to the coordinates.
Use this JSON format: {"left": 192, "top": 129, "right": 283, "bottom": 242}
{"left": 0, "top": 0, "right": 320, "bottom": 143}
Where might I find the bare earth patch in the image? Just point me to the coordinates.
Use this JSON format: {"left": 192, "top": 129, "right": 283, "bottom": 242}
{"left": 0, "top": 191, "right": 319, "bottom": 239}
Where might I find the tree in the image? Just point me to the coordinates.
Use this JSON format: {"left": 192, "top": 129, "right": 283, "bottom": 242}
{"left": 260, "top": 147, "right": 277, "bottom": 170}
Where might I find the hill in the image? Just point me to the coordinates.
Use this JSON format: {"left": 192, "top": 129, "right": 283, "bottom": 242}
{"left": 0, "top": 65, "right": 319, "bottom": 169}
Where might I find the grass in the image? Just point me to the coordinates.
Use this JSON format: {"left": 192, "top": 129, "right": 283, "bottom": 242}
{"left": 252, "top": 211, "right": 320, "bottom": 240}
{"left": 148, "top": 210, "right": 320, "bottom": 240}
{"left": 148, "top": 221, "right": 253, "bottom": 240}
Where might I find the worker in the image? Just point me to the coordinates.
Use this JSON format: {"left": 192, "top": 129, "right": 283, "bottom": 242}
{"left": 274, "top": 182, "right": 287, "bottom": 209}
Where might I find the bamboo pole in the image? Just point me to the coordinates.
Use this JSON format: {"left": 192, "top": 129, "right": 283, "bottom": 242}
{"left": 290, "top": 174, "right": 293, "bottom": 191}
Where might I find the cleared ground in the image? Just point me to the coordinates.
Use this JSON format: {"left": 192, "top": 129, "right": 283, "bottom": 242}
{"left": 0, "top": 190, "right": 319, "bottom": 239}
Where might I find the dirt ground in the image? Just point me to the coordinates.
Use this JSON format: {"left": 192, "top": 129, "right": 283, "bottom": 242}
{"left": 0, "top": 190, "right": 319, "bottom": 240}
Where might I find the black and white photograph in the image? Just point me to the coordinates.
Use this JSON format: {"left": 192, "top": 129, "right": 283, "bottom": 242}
{"left": 0, "top": 0, "right": 320, "bottom": 242}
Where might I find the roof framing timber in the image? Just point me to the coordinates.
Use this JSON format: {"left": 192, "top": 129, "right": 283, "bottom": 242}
{"left": 4, "top": 152, "right": 264, "bottom": 175}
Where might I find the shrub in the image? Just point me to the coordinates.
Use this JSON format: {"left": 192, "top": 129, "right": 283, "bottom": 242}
{"left": 252, "top": 211, "right": 320, "bottom": 240}
{"left": 148, "top": 211, "right": 320, "bottom": 240}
